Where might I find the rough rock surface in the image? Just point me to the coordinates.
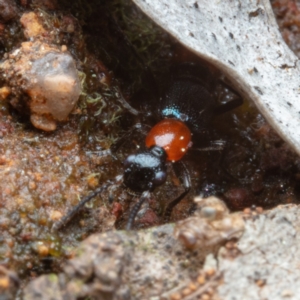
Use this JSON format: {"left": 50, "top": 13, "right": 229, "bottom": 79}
{"left": 20, "top": 12, "right": 46, "bottom": 38}
{"left": 0, "top": 41, "right": 81, "bottom": 131}
{"left": 175, "top": 196, "right": 245, "bottom": 250}
{"left": 22, "top": 203, "right": 300, "bottom": 300}
{"left": 23, "top": 197, "right": 245, "bottom": 299}
{"left": 218, "top": 204, "right": 300, "bottom": 299}
{"left": 23, "top": 275, "right": 62, "bottom": 300}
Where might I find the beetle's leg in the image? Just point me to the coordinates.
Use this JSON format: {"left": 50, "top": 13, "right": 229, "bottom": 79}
{"left": 192, "top": 139, "right": 239, "bottom": 182}
{"left": 214, "top": 80, "right": 243, "bottom": 115}
{"left": 126, "top": 190, "right": 151, "bottom": 230}
{"left": 214, "top": 97, "right": 243, "bottom": 114}
{"left": 195, "top": 139, "right": 240, "bottom": 184}
{"left": 52, "top": 180, "right": 117, "bottom": 231}
{"left": 164, "top": 161, "right": 191, "bottom": 221}
{"left": 190, "top": 139, "right": 226, "bottom": 152}
{"left": 86, "top": 123, "right": 151, "bottom": 160}
{"left": 110, "top": 123, "right": 151, "bottom": 155}
{"left": 217, "top": 142, "right": 243, "bottom": 182}
{"left": 115, "top": 86, "right": 140, "bottom": 116}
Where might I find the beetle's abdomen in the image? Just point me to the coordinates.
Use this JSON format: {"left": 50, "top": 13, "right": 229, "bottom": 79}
{"left": 145, "top": 119, "right": 191, "bottom": 161}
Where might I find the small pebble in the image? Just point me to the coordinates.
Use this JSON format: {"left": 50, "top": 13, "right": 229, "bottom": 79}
{"left": 28, "top": 181, "right": 37, "bottom": 190}
{"left": 256, "top": 279, "right": 265, "bottom": 287}
{"left": 225, "top": 241, "right": 235, "bottom": 249}
{"left": 87, "top": 176, "right": 99, "bottom": 188}
{"left": 37, "top": 243, "right": 49, "bottom": 256}
{"left": 34, "top": 172, "right": 42, "bottom": 181}
{"left": 205, "top": 268, "right": 216, "bottom": 277}
{"left": 38, "top": 216, "right": 47, "bottom": 226}
{"left": 0, "top": 155, "right": 6, "bottom": 165}
{"left": 188, "top": 282, "right": 197, "bottom": 291}
{"left": 16, "top": 198, "right": 24, "bottom": 205}
{"left": 182, "top": 288, "right": 192, "bottom": 296}
{"left": 256, "top": 206, "right": 263, "bottom": 214}
{"left": 6, "top": 239, "right": 14, "bottom": 248}
{"left": 0, "top": 276, "right": 9, "bottom": 289}
{"left": 0, "top": 86, "right": 10, "bottom": 100}
{"left": 243, "top": 207, "right": 251, "bottom": 214}
{"left": 50, "top": 210, "right": 63, "bottom": 221}
{"left": 197, "top": 275, "right": 206, "bottom": 285}
{"left": 206, "top": 287, "right": 214, "bottom": 295}
{"left": 201, "top": 294, "right": 210, "bottom": 300}
{"left": 170, "top": 293, "right": 181, "bottom": 300}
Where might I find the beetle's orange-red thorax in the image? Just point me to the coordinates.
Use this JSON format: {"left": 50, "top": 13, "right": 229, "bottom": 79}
{"left": 145, "top": 119, "right": 191, "bottom": 161}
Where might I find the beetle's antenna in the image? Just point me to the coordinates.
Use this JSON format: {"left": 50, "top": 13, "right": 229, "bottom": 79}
{"left": 126, "top": 190, "right": 150, "bottom": 230}
{"left": 115, "top": 86, "right": 140, "bottom": 116}
{"left": 52, "top": 177, "right": 122, "bottom": 231}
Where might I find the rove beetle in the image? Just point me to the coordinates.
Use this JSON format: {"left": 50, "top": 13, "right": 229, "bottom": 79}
{"left": 53, "top": 62, "right": 242, "bottom": 231}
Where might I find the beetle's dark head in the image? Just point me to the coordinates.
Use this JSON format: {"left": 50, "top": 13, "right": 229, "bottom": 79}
{"left": 123, "top": 146, "right": 167, "bottom": 193}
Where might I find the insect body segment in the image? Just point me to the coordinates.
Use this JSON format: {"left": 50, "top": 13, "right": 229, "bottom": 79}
{"left": 53, "top": 63, "right": 242, "bottom": 231}
{"left": 123, "top": 145, "right": 168, "bottom": 193}
{"left": 159, "top": 64, "right": 216, "bottom": 137}
{"left": 145, "top": 119, "right": 192, "bottom": 161}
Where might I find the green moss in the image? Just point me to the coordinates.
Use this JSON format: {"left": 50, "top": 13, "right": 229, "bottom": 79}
{"left": 60, "top": 0, "right": 173, "bottom": 87}
{"left": 48, "top": 274, "right": 58, "bottom": 282}
{"left": 109, "top": 0, "right": 172, "bottom": 69}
